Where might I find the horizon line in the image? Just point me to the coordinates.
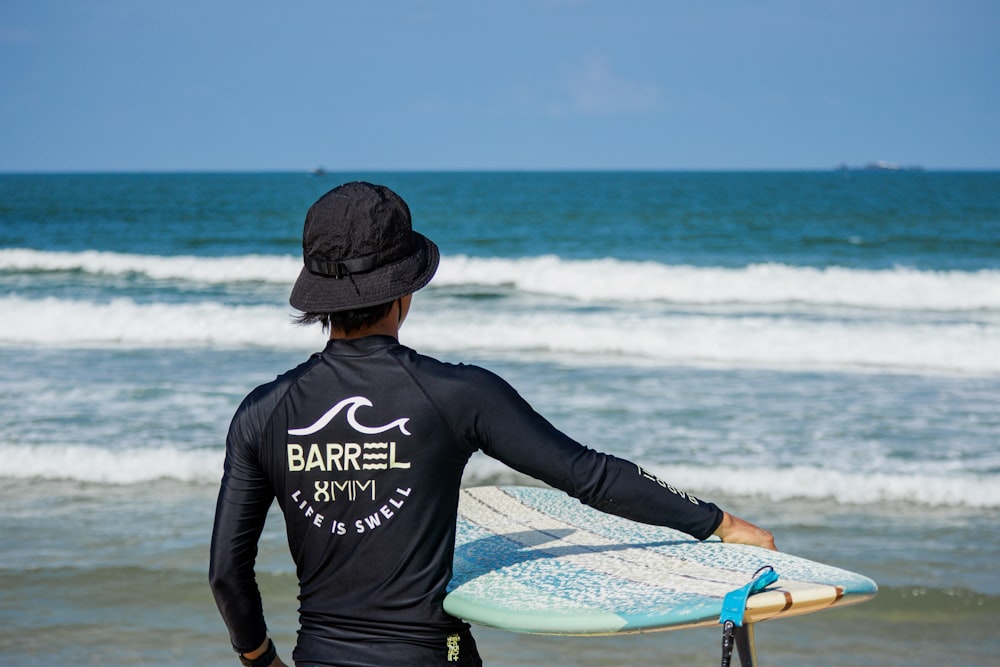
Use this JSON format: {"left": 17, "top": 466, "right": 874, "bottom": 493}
{"left": 2, "top": 165, "right": 998, "bottom": 176}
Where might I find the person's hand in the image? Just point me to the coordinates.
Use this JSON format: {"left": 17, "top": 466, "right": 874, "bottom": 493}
{"left": 713, "top": 511, "right": 777, "bottom": 551}
{"left": 241, "top": 638, "right": 287, "bottom": 667}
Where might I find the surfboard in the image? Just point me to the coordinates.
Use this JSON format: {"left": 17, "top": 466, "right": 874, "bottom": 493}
{"left": 444, "top": 485, "right": 877, "bottom": 636}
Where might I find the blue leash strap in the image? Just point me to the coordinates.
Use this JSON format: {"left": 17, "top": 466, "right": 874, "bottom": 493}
{"left": 720, "top": 566, "right": 779, "bottom": 667}
{"left": 720, "top": 565, "right": 779, "bottom": 628}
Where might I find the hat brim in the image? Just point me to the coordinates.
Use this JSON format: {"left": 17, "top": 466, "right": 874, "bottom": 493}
{"left": 289, "top": 232, "right": 439, "bottom": 313}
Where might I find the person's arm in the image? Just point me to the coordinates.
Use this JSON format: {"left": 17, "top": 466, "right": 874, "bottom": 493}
{"left": 209, "top": 467, "right": 272, "bottom": 655}
{"left": 209, "top": 393, "right": 283, "bottom": 661}
{"left": 713, "top": 511, "right": 777, "bottom": 550}
{"left": 449, "top": 365, "right": 777, "bottom": 547}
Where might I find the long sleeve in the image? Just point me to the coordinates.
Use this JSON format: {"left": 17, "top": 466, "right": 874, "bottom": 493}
{"left": 209, "top": 389, "right": 278, "bottom": 653}
{"left": 408, "top": 358, "right": 725, "bottom": 540}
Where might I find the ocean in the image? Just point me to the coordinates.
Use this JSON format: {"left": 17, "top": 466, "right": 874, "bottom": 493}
{"left": 0, "top": 171, "right": 997, "bottom": 666}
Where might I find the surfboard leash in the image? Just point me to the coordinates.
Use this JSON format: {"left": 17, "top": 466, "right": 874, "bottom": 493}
{"left": 719, "top": 565, "right": 779, "bottom": 667}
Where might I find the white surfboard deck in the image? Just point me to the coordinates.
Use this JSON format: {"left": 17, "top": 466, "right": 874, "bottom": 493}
{"left": 445, "top": 486, "right": 877, "bottom": 635}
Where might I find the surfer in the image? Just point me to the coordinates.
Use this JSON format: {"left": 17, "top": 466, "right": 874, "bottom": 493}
{"left": 209, "top": 182, "right": 776, "bottom": 667}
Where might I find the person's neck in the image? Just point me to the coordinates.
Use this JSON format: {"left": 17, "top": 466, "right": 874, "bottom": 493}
{"left": 329, "top": 298, "right": 405, "bottom": 341}
{"left": 329, "top": 320, "right": 399, "bottom": 341}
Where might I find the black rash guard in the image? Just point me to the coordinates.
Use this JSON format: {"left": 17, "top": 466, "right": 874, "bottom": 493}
{"left": 210, "top": 336, "right": 723, "bottom": 666}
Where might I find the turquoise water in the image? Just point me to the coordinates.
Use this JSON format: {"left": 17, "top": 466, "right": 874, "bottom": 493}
{"left": 1, "top": 171, "right": 998, "bottom": 665}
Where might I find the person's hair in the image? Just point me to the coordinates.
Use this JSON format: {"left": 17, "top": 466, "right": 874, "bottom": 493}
{"left": 294, "top": 301, "right": 396, "bottom": 335}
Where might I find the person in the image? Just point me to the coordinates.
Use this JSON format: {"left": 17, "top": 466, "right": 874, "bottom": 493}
{"left": 209, "top": 181, "right": 776, "bottom": 667}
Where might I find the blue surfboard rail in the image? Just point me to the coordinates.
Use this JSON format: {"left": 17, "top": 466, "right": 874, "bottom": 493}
{"left": 445, "top": 486, "right": 877, "bottom": 635}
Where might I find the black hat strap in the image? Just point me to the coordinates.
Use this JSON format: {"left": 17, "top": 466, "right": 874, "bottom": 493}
{"left": 304, "top": 252, "right": 382, "bottom": 279}
{"left": 303, "top": 234, "right": 414, "bottom": 280}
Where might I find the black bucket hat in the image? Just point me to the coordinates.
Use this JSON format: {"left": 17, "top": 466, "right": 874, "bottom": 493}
{"left": 289, "top": 182, "right": 440, "bottom": 312}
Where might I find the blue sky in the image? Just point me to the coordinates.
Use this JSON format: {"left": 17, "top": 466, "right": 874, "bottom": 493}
{"left": 1, "top": 0, "right": 997, "bottom": 172}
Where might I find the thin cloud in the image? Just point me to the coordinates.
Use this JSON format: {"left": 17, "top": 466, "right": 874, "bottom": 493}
{"left": 549, "top": 54, "right": 668, "bottom": 117}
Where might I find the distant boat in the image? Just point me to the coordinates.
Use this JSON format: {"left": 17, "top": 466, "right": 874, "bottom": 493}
{"left": 865, "top": 161, "right": 902, "bottom": 171}
{"left": 310, "top": 167, "right": 327, "bottom": 176}
{"left": 834, "top": 161, "right": 924, "bottom": 172}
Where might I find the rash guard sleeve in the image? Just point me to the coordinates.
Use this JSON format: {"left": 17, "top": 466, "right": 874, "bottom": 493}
{"left": 406, "top": 357, "right": 724, "bottom": 540}
{"left": 209, "top": 384, "right": 282, "bottom": 653}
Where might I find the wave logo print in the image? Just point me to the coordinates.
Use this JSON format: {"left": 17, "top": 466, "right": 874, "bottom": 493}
{"left": 288, "top": 396, "right": 411, "bottom": 437}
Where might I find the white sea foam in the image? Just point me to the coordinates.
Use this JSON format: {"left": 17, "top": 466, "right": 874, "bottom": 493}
{"left": 1, "top": 442, "right": 994, "bottom": 508}
{"left": 0, "top": 443, "right": 224, "bottom": 485}
{"left": 649, "top": 463, "right": 1000, "bottom": 510}
{"left": 3, "top": 248, "right": 999, "bottom": 311}
{"left": 436, "top": 255, "right": 1000, "bottom": 311}
{"left": 3, "top": 249, "right": 998, "bottom": 374}
{"left": 0, "top": 248, "right": 300, "bottom": 284}
{"left": 0, "top": 295, "right": 316, "bottom": 348}
{"left": 406, "top": 307, "right": 1000, "bottom": 374}
{"left": 1, "top": 294, "right": 997, "bottom": 374}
